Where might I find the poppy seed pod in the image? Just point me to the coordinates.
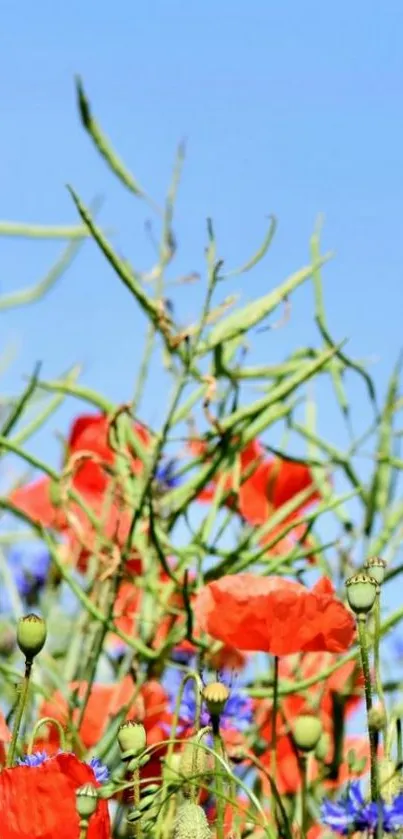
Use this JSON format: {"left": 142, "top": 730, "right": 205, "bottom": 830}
{"left": 76, "top": 783, "right": 98, "bottom": 818}
{"left": 368, "top": 705, "right": 387, "bottom": 732}
{"left": 345, "top": 573, "right": 378, "bottom": 615}
{"left": 179, "top": 736, "right": 211, "bottom": 798}
{"left": 173, "top": 801, "right": 212, "bottom": 839}
{"left": 292, "top": 714, "right": 323, "bottom": 752}
{"left": 202, "top": 681, "right": 230, "bottom": 717}
{"left": 364, "top": 556, "right": 387, "bottom": 586}
{"left": 17, "top": 614, "right": 47, "bottom": 659}
{"left": 117, "top": 721, "right": 147, "bottom": 760}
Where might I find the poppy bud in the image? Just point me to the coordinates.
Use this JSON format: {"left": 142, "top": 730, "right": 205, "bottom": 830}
{"left": 202, "top": 681, "right": 230, "bottom": 717}
{"left": 117, "top": 721, "right": 147, "bottom": 760}
{"left": 368, "top": 704, "right": 387, "bottom": 732}
{"left": 76, "top": 783, "right": 98, "bottom": 818}
{"left": 345, "top": 573, "right": 378, "bottom": 615}
{"left": 364, "top": 556, "right": 387, "bottom": 586}
{"left": 292, "top": 714, "right": 323, "bottom": 752}
{"left": 173, "top": 801, "right": 212, "bottom": 839}
{"left": 314, "top": 731, "right": 331, "bottom": 762}
{"left": 179, "top": 736, "right": 211, "bottom": 798}
{"left": 17, "top": 614, "right": 47, "bottom": 659}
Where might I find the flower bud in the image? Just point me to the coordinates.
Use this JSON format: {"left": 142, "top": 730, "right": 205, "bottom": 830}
{"left": 76, "top": 783, "right": 98, "bottom": 818}
{"left": 117, "top": 721, "right": 147, "bottom": 760}
{"left": 173, "top": 801, "right": 212, "bottom": 839}
{"left": 314, "top": 731, "right": 331, "bottom": 762}
{"left": 345, "top": 573, "right": 378, "bottom": 615}
{"left": 202, "top": 681, "right": 230, "bottom": 717}
{"left": 179, "top": 736, "right": 211, "bottom": 798}
{"left": 364, "top": 556, "right": 387, "bottom": 586}
{"left": 17, "top": 614, "right": 47, "bottom": 659}
{"left": 368, "top": 704, "right": 387, "bottom": 732}
{"left": 292, "top": 715, "right": 323, "bottom": 752}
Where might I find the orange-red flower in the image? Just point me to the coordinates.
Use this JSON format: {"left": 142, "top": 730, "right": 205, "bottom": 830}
{"left": 0, "top": 752, "right": 110, "bottom": 839}
{"left": 194, "top": 575, "right": 355, "bottom": 655}
{"left": 9, "top": 413, "right": 149, "bottom": 570}
{"left": 193, "top": 437, "right": 321, "bottom": 555}
{"left": 0, "top": 711, "right": 11, "bottom": 766}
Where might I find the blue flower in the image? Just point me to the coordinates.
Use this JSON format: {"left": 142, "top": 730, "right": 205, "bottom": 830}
{"left": 18, "top": 750, "right": 109, "bottom": 784}
{"left": 321, "top": 782, "right": 403, "bottom": 834}
{"left": 156, "top": 459, "right": 180, "bottom": 490}
{"left": 18, "top": 751, "right": 49, "bottom": 767}
{"left": 4, "top": 546, "right": 50, "bottom": 608}
{"left": 165, "top": 672, "right": 253, "bottom": 732}
{"left": 89, "top": 756, "right": 110, "bottom": 784}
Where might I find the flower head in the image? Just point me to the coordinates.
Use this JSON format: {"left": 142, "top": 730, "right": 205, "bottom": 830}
{"left": 18, "top": 750, "right": 109, "bottom": 784}
{"left": 166, "top": 673, "right": 253, "bottom": 732}
{"left": 321, "top": 781, "right": 403, "bottom": 834}
{"left": 0, "top": 752, "right": 110, "bottom": 838}
{"left": 194, "top": 574, "right": 355, "bottom": 656}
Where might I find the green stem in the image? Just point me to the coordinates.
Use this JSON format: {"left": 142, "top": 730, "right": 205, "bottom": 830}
{"left": 133, "top": 766, "right": 142, "bottom": 839}
{"left": 374, "top": 594, "right": 387, "bottom": 743}
{"left": 397, "top": 718, "right": 402, "bottom": 772}
{"left": 28, "top": 716, "right": 66, "bottom": 754}
{"left": 79, "top": 821, "right": 89, "bottom": 839}
{"left": 300, "top": 755, "right": 308, "bottom": 838}
{"left": 213, "top": 730, "right": 225, "bottom": 839}
{"left": 270, "top": 656, "right": 279, "bottom": 815}
{"left": 6, "top": 658, "right": 33, "bottom": 766}
{"left": 358, "top": 615, "right": 379, "bottom": 800}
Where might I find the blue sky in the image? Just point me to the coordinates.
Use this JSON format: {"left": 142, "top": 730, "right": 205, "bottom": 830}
{"left": 1, "top": 1, "right": 403, "bottom": 487}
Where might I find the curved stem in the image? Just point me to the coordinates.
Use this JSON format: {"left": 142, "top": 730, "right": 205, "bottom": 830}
{"left": 6, "top": 658, "right": 32, "bottom": 767}
{"left": 28, "top": 716, "right": 66, "bottom": 754}
{"left": 358, "top": 615, "right": 379, "bottom": 800}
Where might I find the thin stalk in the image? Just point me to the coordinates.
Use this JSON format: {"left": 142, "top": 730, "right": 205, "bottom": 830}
{"left": 358, "top": 615, "right": 379, "bottom": 800}
{"left": 133, "top": 765, "right": 142, "bottom": 839}
{"left": 6, "top": 658, "right": 33, "bottom": 766}
{"left": 270, "top": 656, "right": 280, "bottom": 815}
{"left": 397, "top": 719, "right": 402, "bottom": 772}
{"left": 213, "top": 730, "right": 225, "bottom": 839}
{"left": 374, "top": 594, "right": 387, "bottom": 743}
{"left": 79, "top": 821, "right": 89, "bottom": 839}
{"left": 28, "top": 716, "right": 66, "bottom": 754}
{"left": 300, "top": 755, "right": 308, "bottom": 838}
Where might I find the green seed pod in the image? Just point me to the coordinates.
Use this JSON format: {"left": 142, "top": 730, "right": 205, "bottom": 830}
{"left": 17, "top": 614, "right": 47, "bottom": 659}
{"left": 314, "top": 732, "right": 331, "bottom": 762}
{"left": 117, "top": 721, "right": 147, "bottom": 759}
{"left": 202, "top": 681, "right": 230, "bottom": 717}
{"left": 364, "top": 556, "right": 387, "bottom": 586}
{"left": 368, "top": 704, "right": 387, "bottom": 732}
{"left": 179, "top": 736, "right": 211, "bottom": 797}
{"left": 76, "top": 783, "right": 98, "bottom": 818}
{"left": 345, "top": 573, "right": 378, "bottom": 615}
{"left": 173, "top": 801, "right": 212, "bottom": 839}
{"left": 292, "top": 715, "right": 323, "bottom": 752}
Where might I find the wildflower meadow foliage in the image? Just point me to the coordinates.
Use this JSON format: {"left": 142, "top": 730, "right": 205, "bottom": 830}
{"left": 1, "top": 78, "right": 403, "bottom": 838}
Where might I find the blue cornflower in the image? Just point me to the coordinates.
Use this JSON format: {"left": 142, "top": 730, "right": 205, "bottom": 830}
{"left": 89, "top": 756, "right": 110, "bottom": 784}
{"left": 18, "top": 750, "right": 109, "bottom": 784}
{"left": 321, "top": 782, "right": 403, "bottom": 834}
{"left": 156, "top": 459, "right": 180, "bottom": 490}
{"left": 165, "top": 672, "right": 253, "bottom": 732}
{"left": 18, "top": 751, "right": 49, "bottom": 767}
{"left": 8, "top": 546, "right": 50, "bottom": 605}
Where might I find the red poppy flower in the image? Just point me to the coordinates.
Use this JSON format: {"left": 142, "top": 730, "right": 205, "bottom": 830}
{"left": 194, "top": 575, "right": 355, "bottom": 656}
{"left": 192, "top": 437, "right": 321, "bottom": 558}
{"left": 0, "top": 752, "right": 110, "bottom": 839}
{"left": 9, "top": 413, "right": 149, "bottom": 570}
